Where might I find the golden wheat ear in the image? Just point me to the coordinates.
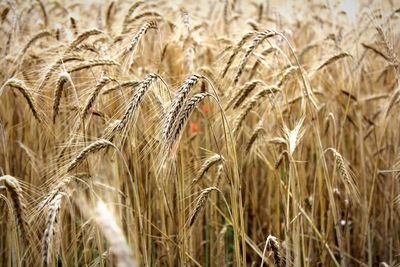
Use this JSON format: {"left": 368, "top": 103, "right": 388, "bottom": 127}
{"left": 234, "top": 30, "right": 278, "bottom": 84}
{"left": 2, "top": 78, "right": 43, "bottom": 123}
{"left": 328, "top": 148, "right": 361, "bottom": 204}
{"left": 168, "top": 92, "right": 211, "bottom": 149}
{"left": 82, "top": 76, "right": 117, "bottom": 121}
{"left": 221, "top": 31, "right": 257, "bottom": 78}
{"left": 66, "top": 139, "right": 114, "bottom": 173}
{"left": 191, "top": 154, "right": 224, "bottom": 185}
{"left": 0, "top": 175, "right": 30, "bottom": 248}
{"left": 42, "top": 193, "right": 63, "bottom": 267}
{"left": 188, "top": 187, "right": 218, "bottom": 227}
{"left": 52, "top": 72, "right": 69, "bottom": 123}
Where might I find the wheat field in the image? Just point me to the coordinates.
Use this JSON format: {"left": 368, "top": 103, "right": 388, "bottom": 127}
{"left": 0, "top": 0, "right": 399, "bottom": 266}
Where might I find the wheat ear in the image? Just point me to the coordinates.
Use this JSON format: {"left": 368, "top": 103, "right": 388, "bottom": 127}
{"left": 20, "top": 30, "right": 53, "bottom": 57}
{"left": 38, "top": 53, "right": 83, "bottom": 91}
{"left": 261, "top": 235, "right": 286, "bottom": 267}
{"left": 2, "top": 78, "right": 42, "bottom": 123}
{"left": 0, "top": 175, "right": 29, "bottom": 247}
{"left": 122, "top": 21, "right": 157, "bottom": 57}
{"left": 231, "top": 80, "right": 262, "bottom": 109}
{"left": 67, "top": 59, "right": 119, "bottom": 73}
{"left": 42, "top": 193, "right": 63, "bottom": 267}
{"left": 246, "top": 120, "right": 265, "bottom": 152}
{"left": 189, "top": 187, "right": 218, "bottom": 227}
{"left": 82, "top": 76, "right": 116, "bottom": 121}
{"left": 65, "top": 29, "right": 104, "bottom": 53}
{"left": 52, "top": 72, "right": 69, "bottom": 123}
{"left": 192, "top": 154, "right": 224, "bottom": 185}
{"left": 233, "top": 85, "right": 279, "bottom": 134}
{"left": 221, "top": 31, "right": 257, "bottom": 78}
{"left": 66, "top": 139, "right": 113, "bottom": 172}
{"left": 163, "top": 74, "right": 202, "bottom": 140}
{"left": 121, "top": 1, "right": 146, "bottom": 34}
{"left": 169, "top": 92, "right": 210, "bottom": 147}
{"left": 317, "top": 52, "right": 352, "bottom": 70}
{"left": 234, "top": 30, "right": 277, "bottom": 84}
{"left": 108, "top": 74, "right": 158, "bottom": 140}
{"left": 328, "top": 148, "right": 360, "bottom": 203}
{"left": 102, "top": 80, "right": 139, "bottom": 95}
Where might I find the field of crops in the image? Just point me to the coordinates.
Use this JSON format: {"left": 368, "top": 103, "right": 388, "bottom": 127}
{"left": 0, "top": 0, "right": 399, "bottom": 266}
